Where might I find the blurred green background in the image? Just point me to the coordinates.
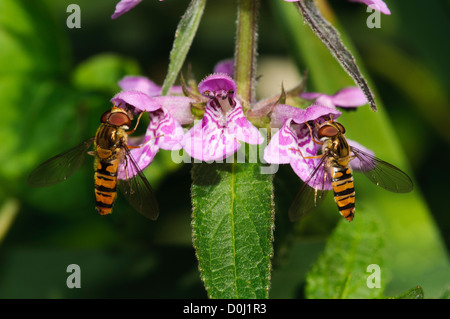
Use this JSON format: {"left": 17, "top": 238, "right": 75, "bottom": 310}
{"left": 0, "top": 0, "right": 448, "bottom": 298}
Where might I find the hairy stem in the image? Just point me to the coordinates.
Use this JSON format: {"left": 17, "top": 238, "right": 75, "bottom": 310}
{"left": 234, "top": 0, "right": 259, "bottom": 107}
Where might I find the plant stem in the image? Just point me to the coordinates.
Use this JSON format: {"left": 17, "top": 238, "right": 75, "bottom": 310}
{"left": 234, "top": 0, "right": 259, "bottom": 107}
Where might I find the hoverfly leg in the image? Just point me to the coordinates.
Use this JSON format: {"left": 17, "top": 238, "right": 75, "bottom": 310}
{"left": 304, "top": 121, "right": 323, "bottom": 145}
{"left": 289, "top": 148, "right": 323, "bottom": 160}
{"left": 127, "top": 145, "right": 141, "bottom": 150}
{"left": 127, "top": 112, "right": 145, "bottom": 135}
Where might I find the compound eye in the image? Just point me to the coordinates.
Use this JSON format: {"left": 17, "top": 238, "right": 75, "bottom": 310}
{"left": 100, "top": 110, "right": 111, "bottom": 123}
{"left": 318, "top": 125, "right": 339, "bottom": 138}
{"left": 107, "top": 112, "right": 131, "bottom": 127}
{"left": 335, "top": 122, "right": 346, "bottom": 134}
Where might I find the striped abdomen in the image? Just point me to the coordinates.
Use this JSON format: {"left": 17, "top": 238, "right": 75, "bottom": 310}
{"left": 94, "top": 156, "right": 119, "bottom": 215}
{"left": 330, "top": 165, "right": 355, "bottom": 221}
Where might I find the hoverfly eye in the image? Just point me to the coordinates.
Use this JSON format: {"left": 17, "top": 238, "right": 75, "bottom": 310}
{"left": 100, "top": 111, "right": 111, "bottom": 123}
{"left": 336, "top": 122, "right": 346, "bottom": 134}
{"left": 318, "top": 125, "right": 339, "bottom": 138}
{"left": 107, "top": 112, "right": 131, "bottom": 127}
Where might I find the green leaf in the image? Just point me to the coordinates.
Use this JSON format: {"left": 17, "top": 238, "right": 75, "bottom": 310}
{"left": 0, "top": 0, "right": 70, "bottom": 78}
{"left": 0, "top": 0, "right": 73, "bottom": 190}
{"left": 71, "top": 53, "right": 141, "bottom": 94}
{"left": 391, "top": 286, "right": 424, "bottom": 299}
{"left": 306, "top": 210, "right": 385, "bottom": 299}
{"left": 191, "top": 160, "right": 274, "bottom": 299}
{"left": 161, "top": 0, "right": 207, "bottom": 95}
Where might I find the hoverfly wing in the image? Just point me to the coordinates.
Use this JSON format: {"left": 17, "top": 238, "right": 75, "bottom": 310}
{"left": 118, "top": 147, "right": 159, "bottom": 220}
{"left": 28, "top": 137, "right": 95, "bottom": 187}
{"left": 350, "top": 146, "right": 413, "bottom": 193}
{"left": 289, "top": 155, "right": 330, "bottom": 222}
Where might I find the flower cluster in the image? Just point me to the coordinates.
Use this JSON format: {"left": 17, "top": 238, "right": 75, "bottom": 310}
{"left": 112, "top": 66, "right": 373, "bottom": 192}
{"left": 112, "top": 71, "right": 264, "bottom": 176}
{"left": 110, "top": 0, "right": 388, "bottom": 186}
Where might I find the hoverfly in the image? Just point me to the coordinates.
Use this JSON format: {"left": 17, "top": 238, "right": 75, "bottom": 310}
{"left": 28, "top": 106, "right": 159, "bottom": 220}
{"left": 289, "top": 118, "right": 413, "bottom": 222}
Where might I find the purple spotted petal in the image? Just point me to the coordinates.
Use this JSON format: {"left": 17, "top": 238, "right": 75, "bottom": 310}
{"left": 185, "top": 73, "right": 263, "bottom": 161}
{"left": 289, "top": 122, "right": 331, "bottom": 189}
{"left": 348, "top": 0, "right": 391, "bottom": 15}
{"left": 111, "top": 90, "right": 161, "bottom": 112}
{"left": 264, "top": 118, "right": 300, "bottom": 164}
{"left": 154, "top": 96, "right": 194, "bottom": 125}
{"left": 265, "top": 105, "right": 341, "bottom": 189}
{"left": 291, "top": 106, "right": 341, "bottom": 189}
{"left": 270, "top": 104, "right": 304, "bottom": 129}
{"left": 184, "top": 107, "right": 240, "bottom": 162}
{"left": 118, "top": 136, "right": 160, "bottom": 180}
{"left": 226, "top": 101, "right": 263, "bottom": 145}
{"left": 111, "top": 0, "right": 142, "bottom": 19}
{"left": 151, "top": 108, "right": 185, "bottom": 151}
{"left": 118, "top": 108, "right": 184, "bottom": 179}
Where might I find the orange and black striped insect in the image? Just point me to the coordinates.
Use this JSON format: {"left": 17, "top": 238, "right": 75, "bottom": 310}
{"left": 27, "top": 106, "right": 159, "bottom": 220}
{"left": 289, "top": 119, "right": 413, "bottom": 222}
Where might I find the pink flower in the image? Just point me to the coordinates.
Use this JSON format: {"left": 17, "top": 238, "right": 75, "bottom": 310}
{"left": 111, "top": 76, "right": 192, "bottom": 178}
{"left": 264, "top": 105, "right": 374, "bottom": 189}
{"left": 301, "top": 87, "right": 368, "bottom": 110}
{"left": 184, "top": 74, "right": 264, "bottom": 161}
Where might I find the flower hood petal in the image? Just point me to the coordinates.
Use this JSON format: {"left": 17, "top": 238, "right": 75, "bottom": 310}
{"left": 118, "top": 75, "right": 183, "bottom": 96}
{"left": 198, "top": 74, "right": 237, "bottom": 98}
{"left": 111, "top": 90, "right": 161, "bottom": 112}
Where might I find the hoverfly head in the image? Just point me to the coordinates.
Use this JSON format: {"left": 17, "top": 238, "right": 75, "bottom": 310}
{"left": 101, "top": 107, "right": 132, "bottom": 129}
{"left": 318, "top": 121, "right": 346, "bottom": 139}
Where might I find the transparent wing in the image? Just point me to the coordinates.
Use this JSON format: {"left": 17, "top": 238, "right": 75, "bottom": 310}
{"left": 27, "top": 138, "right": 95, "bottom": 187}
{"left": 351, "top": 146, "right": 413, "bottom": 193}
{"left": 289, "top": 155, "right": 331, "bottom": 222}
{"left": 118, "top": 146, "right": 159, "bottom": 220}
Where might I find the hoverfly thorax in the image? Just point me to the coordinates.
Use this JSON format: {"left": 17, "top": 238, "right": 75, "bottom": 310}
{"left": 318, "top": 120, "right": 350, "bottom": 167}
